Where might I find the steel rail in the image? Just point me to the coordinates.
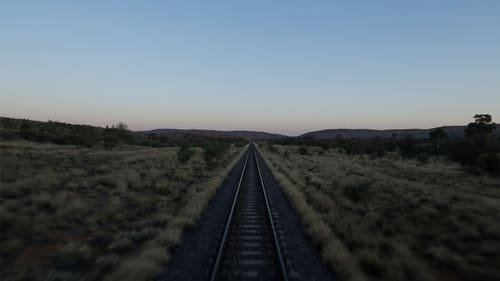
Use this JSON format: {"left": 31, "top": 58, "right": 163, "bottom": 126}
{"left": 209, "top": 145, "right": 289, "bottom": 281}
{"left": 254, "top": 148, "right": 289, "bottom": 281}
{"left": 209, "top": 149, "right": 249, "bottom": 281}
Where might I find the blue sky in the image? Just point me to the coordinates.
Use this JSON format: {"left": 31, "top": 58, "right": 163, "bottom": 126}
{"left": 1, "top": 1, "right": 499, "bottom": 135}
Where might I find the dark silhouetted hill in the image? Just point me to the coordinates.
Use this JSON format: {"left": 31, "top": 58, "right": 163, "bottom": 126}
{"left": 0, "top": 117, "right": 249, "bottom": 148}
{"left": 140, "top": 129, "right": 287, "bottom": 140}
{"left": 301, "top": 125, "right": 500, "bottom": 139}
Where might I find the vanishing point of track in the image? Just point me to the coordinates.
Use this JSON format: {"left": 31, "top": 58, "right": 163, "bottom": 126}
{"left": 209, "top": 145, "right": 289, "bottom": 281}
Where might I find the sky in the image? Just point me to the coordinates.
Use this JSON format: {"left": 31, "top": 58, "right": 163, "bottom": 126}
{"left": 1, "top": 1, "right": 499, "bottom": 136}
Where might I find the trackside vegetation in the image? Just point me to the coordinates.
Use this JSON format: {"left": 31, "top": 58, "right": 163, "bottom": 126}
{"left": 258, "top": 114, "right": 500, "bottom": 281}
{"left": 268, "top": 114, "right": 499, "bottom": 175}
{"left": 260, "top": 144, "right": 500, "bottom": 281}
{"left": 0, "top": 117, "right": 247, "bottom": 280}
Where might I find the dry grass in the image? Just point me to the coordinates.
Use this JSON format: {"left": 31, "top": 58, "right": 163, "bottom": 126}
{"left": 106, "top": 144, "right": 248, "bottom": 281}
{"left": 259, "top": 144, "right": 500, "bottom": 281}
{"left": 0, "top": 141, "right": 245, "bottom": 281}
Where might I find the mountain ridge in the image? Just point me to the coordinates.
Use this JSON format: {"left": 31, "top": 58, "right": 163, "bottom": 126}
{"left": 141, "top": 125, "right": 500, "bottom": 140}
{"left": 138, "top": 128, "right": 287, "bottom": 140}
{"left": 301, "top": 125, "right": 500, "bottom": 139}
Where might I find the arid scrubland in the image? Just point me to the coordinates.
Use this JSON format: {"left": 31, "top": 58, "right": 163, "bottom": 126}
{"left": 0, "top": 141, "right": 244, "bottom": 280}
{"left": 260, "top": 144, "right": 500, "bottom": 281}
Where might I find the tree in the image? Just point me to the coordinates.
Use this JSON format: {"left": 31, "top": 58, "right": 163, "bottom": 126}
{"left": 465, "top": 114, "right": 495, "bottom": 138}
{"left": 429, "top": 128, "right": 448, "bottom": 158}
{"left": 114, "top": 122, "right": 129, "bottom": 131}
{"left": 203, "top": 141, "right": 228, "bottom": 169}
{"left": 429, "top": 128, "right": 448, "bottom": 140}
{"left": 399, "top": 136, "right": 417, "bottom": 159}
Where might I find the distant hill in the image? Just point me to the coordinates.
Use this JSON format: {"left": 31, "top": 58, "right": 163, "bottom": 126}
{"left": 139, "top": 128, "right": 287, "bottom": 140}
{"left": 0, "top": 116, "right": 252, "bottom": 147}
{"left": 301, "top": 125, "right": 500, "bottom": 139}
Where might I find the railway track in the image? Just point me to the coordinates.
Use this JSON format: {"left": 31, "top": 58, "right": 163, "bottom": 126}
{"left": 210, "top": 145, "right": 289, "bottom": 281}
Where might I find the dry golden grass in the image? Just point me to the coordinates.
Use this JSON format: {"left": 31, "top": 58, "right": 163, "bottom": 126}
{"left": 0, "top": 141, "right": 245, "bottom": 281}
{"left": 106, "top": 144, "right": 248, "bottom": 281}
{"left": 259, "top": 144, "right": 500, "bottom": 281}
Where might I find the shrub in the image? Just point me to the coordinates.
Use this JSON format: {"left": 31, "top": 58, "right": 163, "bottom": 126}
{"left": 298, "top": 146, "right": 308, "bottom": 155}
{"left": 0, "top": 118, "right": 17, "bottom": 129}
{"left": 376, "top": 149, "right": 386, "bottom": 158}
{"left": 0, "top": 208, "right": 12, "bottom": 232}
{"left": 283, "top": 150, "right": 290, "bottom": 158}
{"left": 129, "top": 228, "right": 157, "bottom": 244}
{"left": 359, "top": 253, "right": 386, "bottom": 278}
{"left": 107, "top": 237, "right": 134, "bottom": 253}
{"left": 477, "top": 153, "right": 500, "bottom": 175}
{"left": 33, "top": 193, "right": 56, "bottom": 212}
{"left": 53, "top": 243, "right": 93, "bottom": 271}
{"left": 448, "top": 139, "right": 482, "bottom": 166}
{"left": 203, "top": 142, "right": 229, "bottom": 168}
{"left": 267, "top": 144, "right": 278, "bottom": 154}
{"left": 443, "top": 122, "right": 500, "bottom": 173}
{"left": 399, "top": 136, "right": 417, "bottom": 159}
{"left": 417, "top": 154, "right": 429, "bottom": 164}
{"left": 177, "top": 144, "right": 194, "bottom": 163}
{"left": 103, "top": 135, "right": 120, "bottom": 149}
{"left": 342, "top": 179, "right": 371, "bottom": 202}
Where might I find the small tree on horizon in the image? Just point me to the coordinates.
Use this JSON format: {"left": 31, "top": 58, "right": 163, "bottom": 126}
{"left": 429, "top": 128, "right": 448, "bottom": 159}
{"left": 464, "top": 114, "right": 495, "bottom": 138}
{"left": 113, "top": 122, "right": 129, "bottom": 131}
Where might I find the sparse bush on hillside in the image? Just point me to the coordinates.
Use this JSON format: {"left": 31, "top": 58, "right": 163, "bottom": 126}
{"left": 429, "top": 128, "right": 448, "bottom": 158}
{"left": 298, "top": 145, "right": 308, "bottom": 155}
{"left": 267, "top": 143, "right": 278, "bottom": 154}
{"left": 477, "top": 152, "right": 500, "bottom": 175}
{"left": 448, "top": 138, "right": 480, "bottom": 166}
{"left": 53, "top": 243, "right": 93, "bottom": 271}
{"left": 102, "top": 134, "right": 121, "bottom": 149}
{"left": 265, "top": 114, "right": 500, "bottom": 175}
{"left": 202, "top": 141, "right": 230, "bottom": 168}
{"left": 283, "top": 150, "right": 290, "bottom": 159}
{"left": 177, "top": 144, "right": 194, "bottom": 163}
{"left": 398, "top": 136, "right": 418, "bottom": 159}
{"left": 0, "top": 117, "right": 247, "bottom": 150}
{"left": 1, "top": 118, "right": 16, "bottom": 129}
{"left": 341, "top": 176, "right": 371, "bottom": 203}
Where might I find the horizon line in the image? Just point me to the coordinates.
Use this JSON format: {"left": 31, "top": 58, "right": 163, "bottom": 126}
{"left": 0, "top": 115, "right": 479, "bottom": 137}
